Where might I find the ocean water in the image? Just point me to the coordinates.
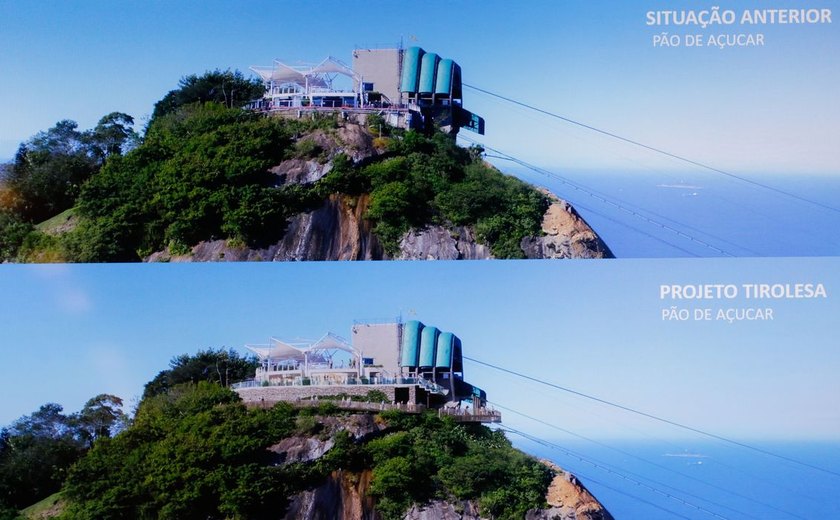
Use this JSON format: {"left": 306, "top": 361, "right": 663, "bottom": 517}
{"left": 516, "top": 438, "right": 840, "bottom": 519}
{"left": 505, "top": 168, "right": 840, "bottom": 258}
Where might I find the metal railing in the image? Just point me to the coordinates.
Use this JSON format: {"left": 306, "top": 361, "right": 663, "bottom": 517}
{"left": 231, "top": 376, "right": 424, "bottom": 390}
{"left": 245, "top": 396, "right": 501, "bottom": 423}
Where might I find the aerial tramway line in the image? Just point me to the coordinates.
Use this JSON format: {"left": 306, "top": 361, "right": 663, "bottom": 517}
{"left": 457, "top": 83, "right": 840, "bottom": 257}
{"left": 466, "top": 356, "right": 839, "bottom": 519}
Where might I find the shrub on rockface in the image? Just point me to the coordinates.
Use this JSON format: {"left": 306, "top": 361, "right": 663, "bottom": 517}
{"left": 73, "top": 103, "right": 294, "bottom": 259}
{"left": 61, "top": 383, "right": 293, "bottom": 520}
{"left": 4, "top": 104, "right": 549, "bottom": 261}
{"left": 367, "top": 411, "right": 552, "bottom": 520}
{"left": 334, "top": 130, "right": 547, "bottom": 258}
{"left": 57, "top": 390, "right": 551, "bottom": 520}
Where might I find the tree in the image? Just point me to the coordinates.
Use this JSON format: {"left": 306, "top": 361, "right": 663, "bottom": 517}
{"left": 0, "top": 404, "right": 85, "bottom": 510}
{"left": 0, "top": 112, "right": 139, "bottom": 234}
{"left": 63, "top": 382, "right": 291, "bottom": 520}
{"left": 150, "top": 69, "right": 264, "bottom": 126}
{"left": 142, "top": 348, "right": 258, "bottom": 401}
{"left": 73, "top": 103, "right": 294, "bottom": 259}
{"left": 73, "top": 394, "right": 128, "bottom": 448}
{"left": 86, "top": 112, "right": 139, "bottom": 163}
{"left": 5, "top": 121, "right": 98, "bottom": 222}
{"left": 0, "top": 210, "right": 32, "bottom": 261}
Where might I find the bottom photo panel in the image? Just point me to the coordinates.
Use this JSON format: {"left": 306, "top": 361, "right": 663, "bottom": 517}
{"left": 1, "top": 257, "right": 838, "bottom": 519}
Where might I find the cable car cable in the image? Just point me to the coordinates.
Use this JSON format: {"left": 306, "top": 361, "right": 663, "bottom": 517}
{"left": 460, "top": 136, "right": 735, "bottom": 256}
{"left": 491, "top": 400, "right": 806, "bottom": 519}
{"left": 463, "top": 83, "right": 840, "bottom": 215}
{"left": 465, "top": 356, "right": 840, "bottom": 479}
{"left": 501, "top": 426, "right": 733, "bottom": 519}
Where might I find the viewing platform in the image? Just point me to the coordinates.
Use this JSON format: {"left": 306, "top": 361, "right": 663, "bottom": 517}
{"left": 241, "top": 394, "right": 501, "bottom": 423}
{"left": 235, "top": 319, "right": 494, "bottom": 421}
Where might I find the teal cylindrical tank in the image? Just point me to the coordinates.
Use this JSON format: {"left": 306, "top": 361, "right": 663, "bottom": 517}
{"left": 418, "top": 53, "right": 439, "bottom": 94}
{"left": 451, "top": 63, "right": 462, "bottom": 99}
{"left": 452, "top": 336, "right": 463, "bottom": 372}
{"left": 399, "top": 47, "right": 424, "bottom": 94}
{"left": 435, "top": 332, "right": 454, "bottom": 368}
{"left": 418, "top": 326, "right": 439, "bottom": 368}
{"left": 400, "top": 320, "right": 423, "bottom": 368}
{"left": 434, "top": 59, "right": 454, "bottom": 96}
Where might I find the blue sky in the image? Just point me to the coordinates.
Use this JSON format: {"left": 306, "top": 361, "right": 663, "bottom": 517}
{"left": 1, "top": 5, "right": 838, "bottom": 513}
{"left": 1, "top": 258, "right": 838, "bottom": 441}
{"left": 1, "top": 0, "right": 838, "bottom": 174}
{"left": 2, "top": 1, "right": 838, "bottom": 259}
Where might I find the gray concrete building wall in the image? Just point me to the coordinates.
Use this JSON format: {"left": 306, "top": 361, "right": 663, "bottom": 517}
{"left": 352, "top": 322, "right": 402, "bottom": 376}
{"left": 352, "top": 48, "right": 402, "bottom": 104}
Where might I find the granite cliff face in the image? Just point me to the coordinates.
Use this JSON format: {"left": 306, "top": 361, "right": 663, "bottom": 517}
{"left": 283, "top": 467, "right": 612, "bottom": 520}
{"left": 521, "top": 191, "right": 613, "bottom": 260}
{"left": 148, "top": 194, "right": 385, "bottom": 262}
{"left": 146, "top": 122, "right": 612, "bottom": 262}
{"left": 24, "top": 409, "right": 614, "bottom": 520}
{"left": 269, "top": 413, "right": 613, "bottom": 520}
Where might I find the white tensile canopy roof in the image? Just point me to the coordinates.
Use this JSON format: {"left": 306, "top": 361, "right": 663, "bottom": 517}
{"left": 249, "top": 56, "right": 358, "bottom": 90}
{"left": 310, "top": 57, "right": 357, "bottom": 78}
{"left": 245, "top": 332, "right": 357, "bottom": 362}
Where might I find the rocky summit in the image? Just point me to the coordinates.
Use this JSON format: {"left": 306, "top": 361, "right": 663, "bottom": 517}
{"left": 146, "top": 119, "right": 612, "bottom": 262}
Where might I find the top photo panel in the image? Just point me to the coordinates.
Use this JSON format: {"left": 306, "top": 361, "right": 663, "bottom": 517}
{"left": 1, "top": 1, "right": 837, "bottom": 262}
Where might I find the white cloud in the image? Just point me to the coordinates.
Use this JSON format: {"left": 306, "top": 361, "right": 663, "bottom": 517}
{"left": 28, "top": 265, "right": 94, "bottom": 315}
{"left": 56, "top": 287, "right": 93, "bottom": 314}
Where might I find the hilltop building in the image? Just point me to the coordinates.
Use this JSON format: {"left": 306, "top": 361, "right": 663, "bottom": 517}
{"left": 232, "top": 319, "right": 497, "bottom": 422}
{"left": 248, "top": 46, "right": 484, "bottom": 136}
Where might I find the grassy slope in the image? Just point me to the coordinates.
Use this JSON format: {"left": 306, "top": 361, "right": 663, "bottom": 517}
{"left": 19, "top": 492, "right": 65, "bottom": 519}
{"left": 34, "top": 208, "right": 77, "bottom": 235}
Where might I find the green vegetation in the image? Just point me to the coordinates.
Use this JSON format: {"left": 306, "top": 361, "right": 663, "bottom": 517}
{"left": 365, "top": 136, "right": 547, "bottom": 257}
{"left": 61, "top": 382, "right": 290, "bottom": 520}
{"left": 149, "top": 69, "right": 264, "bottom": 126}
{"left": 367, "top": 411, "right": 552, "bottom": 519}
{"left": 56, "top": 388, "right": 550, "bottom": 520}
{"left": 2, "top": 116, "right": 135, "bottom": 223}
{"left": 0, "top": 69, "right": 549, "bottom": 262}
{"left": 0, "top": 211, "right": 31, "bottom": 262}
{"left": 72, "top": 103, "right": 295, "bottom": 260}
{"left": 0, "top": 397, "right": 126, "bottom": 517}
{"left": 310, "top": 128, "right": 547, "bottom": 257}
{"left": 18, "top": 492, "right": 64, "bottom": 520}
{"left": 0, "top": 113, "right": 137, "bottom": 262}
{"left": 1, "top": 346, "right": 553, "bottom": 519}
{"left": 141, "top": 348, "right": 258, "bottom": 401}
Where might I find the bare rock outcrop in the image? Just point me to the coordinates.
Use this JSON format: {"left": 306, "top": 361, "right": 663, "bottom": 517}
{"left": 145, "top": 123, "right": 612, "bottom": 262}
{"left": 278, "top": 434, "right": 613, "bottom": 520}
{"left": 397, "top": 226, "right": 491, "bottom": 260}
{"left": 269, "top": 436, "right": 335, "bottom": 465}
{"left": 283, "top": 469, "right": 377, "bottom": 520}
{"left": 146, "top": 194, "right": 384, "bottom": 262}
{"left": 271, "top": 194, "right": 382, "bottom": 260}
{"left": 147, "top": 189, "right": 611, "bottom": 262}
{"left": 526, "top": 461, "right": 614, "bottom": 520}
{"left": 521, "top": 191, "right": 613, "bottom": 259}
{"left": 404, "top": 500, "right": 483, "bottom": 519}
{"left": 271, "top": 158, "right": 332, "bottom": 185}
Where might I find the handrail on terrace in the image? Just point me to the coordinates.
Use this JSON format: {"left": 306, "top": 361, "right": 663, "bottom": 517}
{"left": 243, "top": 396, "right": 501, "bottom": 423}
{"left": 254, "top": 105, "right": 410, "bottom": 114}
{"left": 231, "top": 376, "right": 423, "bottom": 390}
